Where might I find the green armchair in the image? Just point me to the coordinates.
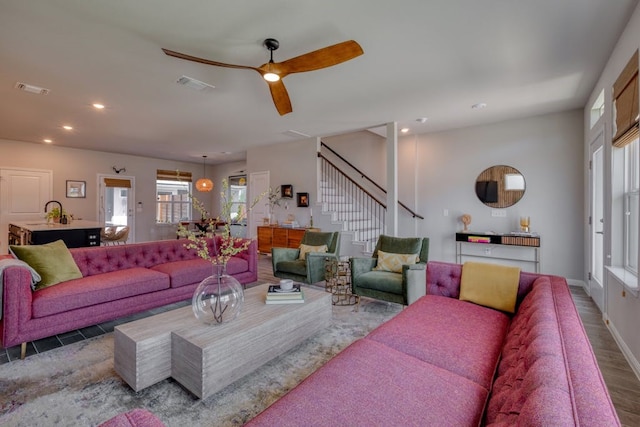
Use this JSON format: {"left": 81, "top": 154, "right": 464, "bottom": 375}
{"left": 272, "top": 231, "right": 340, "bottom": 284}
{"left": 350, "top": 235, "right": 429, "bottom": 305}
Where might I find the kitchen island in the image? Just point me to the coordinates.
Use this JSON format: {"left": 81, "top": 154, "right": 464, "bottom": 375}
{"left": 8, "top": 220, "right": 102, "bottom": 248}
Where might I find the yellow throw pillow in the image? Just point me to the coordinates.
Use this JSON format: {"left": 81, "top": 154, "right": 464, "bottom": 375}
{"left": 298, "top": 244, "right": 328, "bottom": 260}
{"left": 374, "top": 250, "right": 419, "bottom": 273}
{"left": 459, "top": 261, "right": 520, "bottom": 313}
{"left": 10, "top": 239, "right": 83, "bottom": 290}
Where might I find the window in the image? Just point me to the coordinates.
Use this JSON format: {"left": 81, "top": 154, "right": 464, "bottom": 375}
{"left": 610, "top": 50, "right": 639, "bottom": 288}
{"left": 228, "top": 175, "right": 247, "bottom": 224}
{"left": 156, "top": 170, "right": 193, "bottom": 223}
{"left": 624, "top": 139, "right": 639, "bottom": 274}
{"left": 590, "top": 89, "right": 605, "bottom": 129}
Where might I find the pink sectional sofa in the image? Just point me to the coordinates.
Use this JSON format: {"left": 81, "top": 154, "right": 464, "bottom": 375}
{"left": 0, "top": 237, "right": 257, "bottom": 352}
{"left": 246, "top": 261, "right": 620, "bottom": 426}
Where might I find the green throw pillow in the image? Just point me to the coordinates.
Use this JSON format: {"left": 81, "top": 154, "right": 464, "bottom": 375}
{"left": 10, "top": 240, "right": 82, "bottom": 290}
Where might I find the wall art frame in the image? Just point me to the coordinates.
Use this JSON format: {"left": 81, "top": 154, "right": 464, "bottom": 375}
{"left": 281, "top": 184, "right": 293, "bottom": 199}
{"left": 66, "top": 180, "right": 86, "bottom": 198}
{"left": 297, "top": 192, "right": 309, "bottom": 207}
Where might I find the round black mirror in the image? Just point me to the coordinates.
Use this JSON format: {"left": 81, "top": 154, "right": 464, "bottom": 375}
{"left": 475, "top": 165, "right": 525, "bottom": 208}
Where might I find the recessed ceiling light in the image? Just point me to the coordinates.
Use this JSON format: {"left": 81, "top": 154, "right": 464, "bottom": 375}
{"left": 43, "top": 138, "right": 52, "bottom": 143}
{"left": 400, "top": 128, "right": 410, "bottom": 133}
{"left": 93, "top": 103, "right": 105, "bottom": 109}
{"left": 62, "top": 125, "right": 73, "bottom": 130}
{"left": 471, "top": 102, "right": 487, "bottom": 109}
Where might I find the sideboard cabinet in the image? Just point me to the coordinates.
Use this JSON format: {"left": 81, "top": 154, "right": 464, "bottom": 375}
{"left": 257, "top": 226, "right": 319, "bottom": 254}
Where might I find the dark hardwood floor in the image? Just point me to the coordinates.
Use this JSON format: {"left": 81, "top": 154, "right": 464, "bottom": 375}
{"left": 570, "top": 286, "right": 640, "bottom": 426}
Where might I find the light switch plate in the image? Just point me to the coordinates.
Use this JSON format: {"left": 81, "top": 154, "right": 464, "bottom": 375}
{"left": 491, "top": 209, "right": 506, "bottom": 217}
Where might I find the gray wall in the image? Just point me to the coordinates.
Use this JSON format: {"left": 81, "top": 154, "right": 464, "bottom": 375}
{"left": 246, "top": 110, "right": 584, "bottom": 281}
{"left": 0, "top": 139, "right": 214, "bottom": 244}
{"left": 246, "top": 138, "right": 318, "bottom": 233}
{"left": 583, "top": 2, "right": 640, "bottom": 376}
{"left": 409, "top": 110, "right": 584, "bottom": 280}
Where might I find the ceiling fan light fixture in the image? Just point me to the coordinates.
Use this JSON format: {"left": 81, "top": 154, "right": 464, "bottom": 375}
{"left": 263, "top": 72, "right": 280, "bottom": 82}
{"left": 262, "top": 39, "right": 281, "bottom": 82}
{"left": 196, "top": 155, "right": 214, "bottom": 192}
{"left": 162, "top": 37, "right": 363, "bottom": 115}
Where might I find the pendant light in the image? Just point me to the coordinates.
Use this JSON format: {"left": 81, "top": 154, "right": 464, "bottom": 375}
{"left": 195, "top": 155, "right": 213, "bottom": 192}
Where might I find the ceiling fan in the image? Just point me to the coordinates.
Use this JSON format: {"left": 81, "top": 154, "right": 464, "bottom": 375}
{"left": 162, "top": 38, "right": 364, "bottom": 115}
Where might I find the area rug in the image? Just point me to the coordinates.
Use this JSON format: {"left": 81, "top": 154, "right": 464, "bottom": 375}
{"left": 0, "top": 298, "right": 401, "bottom": 426}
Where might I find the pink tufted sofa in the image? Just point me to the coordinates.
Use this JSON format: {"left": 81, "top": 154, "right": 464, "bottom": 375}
{"left": 246, "top": 261, "right": 620, "bottom": 426}
{"left": 1, "top": 237, "right": 257, "bottom": 353}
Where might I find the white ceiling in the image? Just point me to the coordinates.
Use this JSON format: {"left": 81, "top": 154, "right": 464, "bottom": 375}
{"left": 0, "top": 0, "right": 637, "bottom": 164}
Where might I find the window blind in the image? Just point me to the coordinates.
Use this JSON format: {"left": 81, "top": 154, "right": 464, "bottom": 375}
{"left": 104, "top": 178, "right": 132, "bottom": 188}
{"left": 613, "top": 50, "right": 639, "bottom": 148}
{"left": 156, "top": 169, "right": 192, "bottom": 182}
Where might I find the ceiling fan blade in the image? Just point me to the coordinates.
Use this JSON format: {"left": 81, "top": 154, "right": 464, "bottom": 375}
{"left": 267, "top": 80, "right": 293, "bottom": 116}
{"left": 273, "top": 40, "right": 363, "bottom": 77}
{"left": 162, "top": 48, "right": 261, "bottom": 72}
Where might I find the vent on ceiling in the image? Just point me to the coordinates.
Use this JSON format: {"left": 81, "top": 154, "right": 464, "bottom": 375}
{"left": 15, "top": 82, "right": 50, "bottom": 95}
{"left": 283, "top": 129, "right": 311, "bottom": 138}
{"left": 176, "top": 75, "right": 215, "bottom": 93}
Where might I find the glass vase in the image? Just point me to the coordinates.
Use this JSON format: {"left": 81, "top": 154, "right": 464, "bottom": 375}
{"left": 192, "top": 264, "right": 244, "bottom": 325}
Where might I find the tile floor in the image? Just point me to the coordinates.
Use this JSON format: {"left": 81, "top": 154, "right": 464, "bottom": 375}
{"left": 0, "top": 299, "right": 190, "bottom": 364}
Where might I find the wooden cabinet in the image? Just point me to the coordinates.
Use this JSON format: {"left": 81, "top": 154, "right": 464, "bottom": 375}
{"left": 257, "top": 226, "right": 319, "bottom": 254}
{"left": 257, "top": 226, "right": 274, "bottom": 254}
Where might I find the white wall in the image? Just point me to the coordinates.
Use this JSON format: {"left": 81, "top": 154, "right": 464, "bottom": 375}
{"left": 0, "top": 139, "right": 215, "bottom": 244}
{"left": 583, "top": 2, "right": 640, "bottom": 374}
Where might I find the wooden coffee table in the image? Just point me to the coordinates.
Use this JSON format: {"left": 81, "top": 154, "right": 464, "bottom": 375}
{"left": 113, "top": 283, "right": 331, "bottom": 399}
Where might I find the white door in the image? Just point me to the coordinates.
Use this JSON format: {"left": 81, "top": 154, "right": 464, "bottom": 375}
{"left": 97, "top": 175, "right": 135, "bottom": 243}
{"left": 0, "top": 168, "right": 52, "bottom": 254}
{"left": 589, "top": 130, "right": 605, "bottom": 312}
{"left": 248, "top": 171, "right": 269, "bottom": 239}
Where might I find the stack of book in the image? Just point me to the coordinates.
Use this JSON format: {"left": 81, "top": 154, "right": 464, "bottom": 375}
{"left": 265, "top": 283, "right": 305, "bottom": 304}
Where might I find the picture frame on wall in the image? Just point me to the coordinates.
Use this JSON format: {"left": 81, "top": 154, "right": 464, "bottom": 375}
{"left": 297, "top": 192, "right": 309, "bottom": 207}
{"left": 281, "top": 184, "right": 293, "bottom": 199}
{"left": 66, "top": 180, "right": 86, "bottom": 198}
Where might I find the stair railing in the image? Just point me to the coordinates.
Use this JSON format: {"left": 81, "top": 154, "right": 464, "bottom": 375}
{"left": 319, "top": 142, "right": 424, "bottom": 220}
{"left": 318, "top": 154, "right": 386, "bottom": 247}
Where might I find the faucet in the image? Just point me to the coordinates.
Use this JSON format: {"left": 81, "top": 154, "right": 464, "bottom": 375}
{"left": 44, "top": 200, "right": 66, "bottom": 224}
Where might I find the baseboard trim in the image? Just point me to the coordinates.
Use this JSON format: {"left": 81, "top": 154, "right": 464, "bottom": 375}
{"left": 567, "top": 278, "right": 587, "bottom": 292}
{"left": 605, "top": 314, "right": 640, "bottom": 382}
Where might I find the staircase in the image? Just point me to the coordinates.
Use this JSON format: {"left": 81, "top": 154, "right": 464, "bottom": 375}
{"left": 317, "top": 142, "right": 423, "bottom": 256}
{"left": 318, "top": 177, "right": 384, "bottom": 254}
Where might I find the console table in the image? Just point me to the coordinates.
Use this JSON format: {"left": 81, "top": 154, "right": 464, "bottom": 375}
{"left": 455, "top": 232, "right": 541, "bottom": 272}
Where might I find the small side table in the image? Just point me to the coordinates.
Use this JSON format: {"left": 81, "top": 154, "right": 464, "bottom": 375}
{"left": 324, "top": 257, "right": 359, "bottom": 307}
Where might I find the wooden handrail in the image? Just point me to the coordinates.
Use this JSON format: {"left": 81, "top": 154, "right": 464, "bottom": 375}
{"left": 318, "top": 153, "right": 386, "bottom": 208}
{"left": 319, "top": 142, "right": 424, "bottom": 220}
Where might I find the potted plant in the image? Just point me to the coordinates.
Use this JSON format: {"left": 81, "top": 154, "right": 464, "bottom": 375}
{"left": 266, "top": 188, "right": 281, "bottom": 224}
{"left": 176, "top": 178, "right": 266, "bottom": 325}
{"left": 44, "top": 207, "right": 68, "bottom": 223}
